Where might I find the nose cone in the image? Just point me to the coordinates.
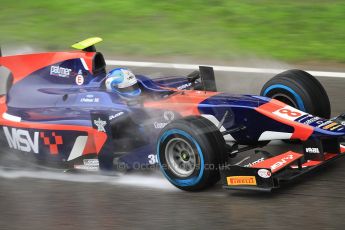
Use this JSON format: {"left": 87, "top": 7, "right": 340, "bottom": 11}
{"left": 256, "top": 98, "right": 345, "bottom": 140}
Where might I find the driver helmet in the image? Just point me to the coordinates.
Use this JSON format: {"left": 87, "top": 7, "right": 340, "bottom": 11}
{"left": 105, "top": 68, "right": 141, "bottom": 97}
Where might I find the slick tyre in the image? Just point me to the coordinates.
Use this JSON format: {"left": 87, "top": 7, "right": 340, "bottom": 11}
{"left": 261, "top": 69, "right": 331, "bottom": 118}
{"left": 157, "top": 116, "right": 226, "bottom": 191}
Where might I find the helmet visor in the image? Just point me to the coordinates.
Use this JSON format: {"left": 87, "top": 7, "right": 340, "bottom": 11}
{"left": 117, "top": 83, "right": 140, "bottom": 93}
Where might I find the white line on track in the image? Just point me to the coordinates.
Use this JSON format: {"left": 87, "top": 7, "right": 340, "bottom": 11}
{"left": 106, "top": 60, "right": 345, "bottom": 78}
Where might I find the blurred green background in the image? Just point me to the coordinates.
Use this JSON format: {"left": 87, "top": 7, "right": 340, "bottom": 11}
{"left": 0, "top": 0, "right": 344, "bottom": 62}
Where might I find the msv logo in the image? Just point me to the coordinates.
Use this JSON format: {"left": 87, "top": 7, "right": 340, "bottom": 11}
{"left": 3, "top": 127, "right": 39, "bottom": 153}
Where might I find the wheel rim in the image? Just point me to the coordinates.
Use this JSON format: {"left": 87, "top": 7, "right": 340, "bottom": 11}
{"left": 164, "top": 137, "right": 197, "bottom": 178}
{"left": 272, "top": 93, "right": 298, "bottom": 108}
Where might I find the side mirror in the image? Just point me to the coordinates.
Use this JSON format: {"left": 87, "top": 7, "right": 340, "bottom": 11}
{"left": 187, "top": 70, "right": 200, "bottom": 83}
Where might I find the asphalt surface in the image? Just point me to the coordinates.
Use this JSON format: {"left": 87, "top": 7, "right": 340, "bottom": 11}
{"left": 0, "top": 65, "right": 344, "bottom": 230}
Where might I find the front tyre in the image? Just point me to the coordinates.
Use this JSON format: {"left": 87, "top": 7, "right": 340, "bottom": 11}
{"left": 157, "top": 116, "right": 226, "bottom": 191}
{"left": 260, "top": 69, "right": 331, "bottom": 118}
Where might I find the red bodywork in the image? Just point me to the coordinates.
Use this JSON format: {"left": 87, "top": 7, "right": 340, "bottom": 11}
{"left": 0, "top": 51, "right": 95, "bottom": 83}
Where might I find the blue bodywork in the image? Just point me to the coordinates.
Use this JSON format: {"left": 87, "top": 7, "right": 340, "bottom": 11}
{"left": 1, "top": 56, "right": 344, "bottom": 171}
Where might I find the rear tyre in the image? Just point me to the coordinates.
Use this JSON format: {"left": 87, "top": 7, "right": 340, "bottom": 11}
{"left": 157, "top": 116, "right": 226, "bottom": 191}
{"left": 260, "top": 69, "right": 331, "bottom": 118}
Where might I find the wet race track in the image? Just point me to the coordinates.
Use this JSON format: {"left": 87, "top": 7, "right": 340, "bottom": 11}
{"left": 0, "top": 63, "right": 344, "bottom": 230}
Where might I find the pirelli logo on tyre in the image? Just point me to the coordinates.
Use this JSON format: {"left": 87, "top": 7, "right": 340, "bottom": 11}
{"left": 226, "top": 176, "right": 257, "bottom": 186}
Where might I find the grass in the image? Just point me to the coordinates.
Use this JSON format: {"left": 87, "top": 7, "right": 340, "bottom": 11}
{"left": 0, "top": 0, "right": 344, "bottom": 62}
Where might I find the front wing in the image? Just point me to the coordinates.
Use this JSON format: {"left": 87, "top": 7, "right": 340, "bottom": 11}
{"left": 220, "top": 139, "right": 345, "bottom": 191}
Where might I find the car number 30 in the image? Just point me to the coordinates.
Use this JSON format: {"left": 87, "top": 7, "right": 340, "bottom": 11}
{"left": 148, "top": 154, "right": 158, "bottom": 165}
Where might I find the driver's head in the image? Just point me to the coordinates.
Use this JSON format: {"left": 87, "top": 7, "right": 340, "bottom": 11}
{"left": 105, "top": 68, "right": 141, "bottom": 97}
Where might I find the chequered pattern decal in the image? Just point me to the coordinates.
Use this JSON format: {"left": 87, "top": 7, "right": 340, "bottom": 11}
{"left": 40, "top": 132, "right": 63, "bottom": 155}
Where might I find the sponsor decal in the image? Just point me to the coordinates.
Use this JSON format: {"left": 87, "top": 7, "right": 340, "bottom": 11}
{"left": 177, "top": 82, "right": 192, "bottom": 90}
{"left": 305, "top": 147, "right": 320, "bottom": 154}
{"left": 163, "top": 111, "right": 175, "bottom": 121}
{"left": 40, "top": 132, "right": 63, "bottom": 155}
{"left": 76, "top": 75, "right": 84, "bottom": 85}
{"left": 109, "top": 112, "right": 124, "bottom": 120}
{"left": 297, "top": 115, "right": 344, "bottom": 131}
{"left": 83, "top": 159, "right": 99, "bottom": 166}
{"left": 322, "top": 122, "right": 339, "bottom": 130}
{"left": 94, "top": 118, "right": 106, "bottom": 132}
{"left": 154, "top": 122, "right": 166, "bottom": 129}
{"left": 315, "top": 121, "right": 344, "bottom": 131}
{"left": 154, "top": 111, "right": 175, "bottom": 129}
{"left": 3, "top": 127, "right": 39, "bottom": 153}
{"left": 303, "top": 116, "right": 320, "bottom": 125}
{"left": 252, "top": 151, "right": 303, "bottom": 173}
{"left": 227, "top": 176, "right": 257, "bottom": 186}
{"left": 271, "top": 154, "right": 294, "bottom": 171}
{"left": 50, "top": 65, "right": 72, "bottom": 78}
{"left": 316, "top": 120, "right": 325, "bottom": 125}
{"left": 258, "top": 169, "right": 271, "bottom": 179}
{"left": 330, "top": 125, "right": 343, "bottom": 131}
{"left": 317, "top": 120, "right": 332, "bottom": 128}
{"left": 273, "top": 105, "right": 306, "bottom": 121}
{"left": 295, "top": 114, "right": 312, "bottom": 123}
{"left": 74, "top": 164, "right": 99, "bottom": 171}
{"left": 80, "top": 94, "right": 100, "bottom": 103}
{"left": 244, "top": 157, "right": 265, "bottom": 167}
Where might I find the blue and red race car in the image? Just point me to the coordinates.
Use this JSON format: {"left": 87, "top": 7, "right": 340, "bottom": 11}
{"left": 0, "top": 37, "right": 344, "bottom": 191}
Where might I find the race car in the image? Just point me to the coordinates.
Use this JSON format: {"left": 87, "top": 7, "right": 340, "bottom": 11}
{"left": 0, "top": 37, "right": 344, "bottom": 192}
